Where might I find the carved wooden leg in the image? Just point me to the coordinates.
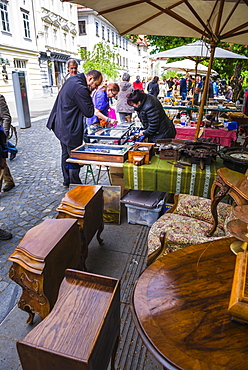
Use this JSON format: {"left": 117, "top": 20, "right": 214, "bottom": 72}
{"left": 23, "top": 305, "right": 35, "bottom": 325}
{"left": 207, "top": 184, "right": 230, "bottom": 236}
{"left": 97, "top": 222, "right": 104, "bottom": 245}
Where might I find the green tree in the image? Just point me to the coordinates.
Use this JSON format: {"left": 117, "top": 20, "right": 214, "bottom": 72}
{"left": 80, "top": 42, "right": 120, "bottom": 80}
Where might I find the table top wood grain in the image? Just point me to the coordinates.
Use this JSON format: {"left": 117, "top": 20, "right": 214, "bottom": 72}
{"left": 131, "top": 237, "right": 248, "bottom": 370}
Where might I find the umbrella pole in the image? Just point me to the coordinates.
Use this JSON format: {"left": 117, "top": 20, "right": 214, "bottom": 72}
{"left": 194, "top": 43, "right": 216, "bottom": 140}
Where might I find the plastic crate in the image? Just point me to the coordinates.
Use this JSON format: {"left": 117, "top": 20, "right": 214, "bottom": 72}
{"left": 125, "top": 203, "right": 162, "bottom": 227}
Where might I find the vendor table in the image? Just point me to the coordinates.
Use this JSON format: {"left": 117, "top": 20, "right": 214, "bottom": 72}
{"left": 123, "top": 155, "right": 224, "bottom": 198}
{"left": 175, "top": 126, "right": 237, "bottom": 146}
{"left": 130, "top": 237, "right": 248, "bottom": 370}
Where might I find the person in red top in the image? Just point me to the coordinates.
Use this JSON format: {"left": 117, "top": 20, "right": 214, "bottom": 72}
{"left": 133, "top": 75, "right": 144, "bottom": 91}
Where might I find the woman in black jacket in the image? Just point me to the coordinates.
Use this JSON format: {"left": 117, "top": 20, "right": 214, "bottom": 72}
{"left": 127, "top": 89, "right": 176, "bottom": 143}
{"left": 147, "top": 76, "right": 159, "bottom": 97}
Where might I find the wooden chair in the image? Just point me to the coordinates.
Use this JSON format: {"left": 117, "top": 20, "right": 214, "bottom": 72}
{"left": 147, "top": 193, "right": 232, "bottom": 265}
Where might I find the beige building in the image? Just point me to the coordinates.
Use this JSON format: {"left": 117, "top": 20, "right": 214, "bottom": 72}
{"left": 0, "top": 0, "right": 79, "bottom": 102}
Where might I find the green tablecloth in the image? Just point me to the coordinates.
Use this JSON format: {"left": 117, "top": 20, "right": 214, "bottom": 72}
{"left": 123, "top": 155, "right": 224, "bottom": 198}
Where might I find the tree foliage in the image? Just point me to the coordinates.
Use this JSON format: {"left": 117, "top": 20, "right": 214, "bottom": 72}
{"left": 146, "top": 35, "right": 248, "bottom": 82}
{"left": 79, "top": 42, "right": 120, "bottom": 80}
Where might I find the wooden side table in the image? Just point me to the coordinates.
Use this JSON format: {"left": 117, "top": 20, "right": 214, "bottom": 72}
{"left": 56, "top": 185, "right": 104, "bottom": 270}
{"left": 17, "top": 269, "right": 120, "bottom": 370}
{"left": 131, "top": 237, "right": 248, "bottom": 370}
{"left": 208, "top": 167, "right": 248, "bottom": 236}
{"left": 8, "top": 219, "right": 81, "bottom": 324}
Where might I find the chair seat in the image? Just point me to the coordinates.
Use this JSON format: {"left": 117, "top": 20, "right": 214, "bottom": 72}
{"left": 148, "top": 213, "right": 229, "bottom": 257}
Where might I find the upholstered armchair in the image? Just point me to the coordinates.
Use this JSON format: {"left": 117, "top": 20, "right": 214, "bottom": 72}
{"left": 147, "top": 194, "right": 233, "bottom": 265}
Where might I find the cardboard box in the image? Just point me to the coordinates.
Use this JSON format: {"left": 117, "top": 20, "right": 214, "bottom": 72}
{"left": 110, "top": 167, "right": 126, "bottom": 196}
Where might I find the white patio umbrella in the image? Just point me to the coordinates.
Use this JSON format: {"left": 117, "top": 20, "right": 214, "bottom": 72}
{"left": 161, "top": 59, "right": 218, "bottom": 75}
{"left": 62, "top": 0, "right": 248, "bottom": 140}
{"left": 150, "top": 40, "right": 248, "bottom": 61}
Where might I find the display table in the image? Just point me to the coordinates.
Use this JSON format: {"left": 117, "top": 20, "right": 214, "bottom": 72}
{"left": 131, "top": 237, "right": 248, "bottom": 370}
{"left": 123, "top": 155, "right": 224, "bottom": 198}
{"left": 175, "top": 126, "right": 237, "bottom": 146}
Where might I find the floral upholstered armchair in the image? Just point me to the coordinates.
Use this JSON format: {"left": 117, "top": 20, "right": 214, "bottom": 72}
{"left": 147, "top": 193, "right": 233, "bottom": 266}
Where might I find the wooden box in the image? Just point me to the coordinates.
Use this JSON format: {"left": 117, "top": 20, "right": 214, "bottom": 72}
{"left": 228, "top": 251, "right": 248, "bottom": 324}
{"left": 128, "top": 142, "right": 155, "bottom": 165}
{"left": 56, "top": 185, "right": 104, "bottom": 270}
{"left": 70, "top": 143, "right": 131, "bottom": 163}
{"left": 17, "top": 269, "right": 120, "bottom": 370}
{"left": 8, "top": 219, "right": 81, "bottom": 324}
{"left": 155, "top": 139, "right": 185, "bottom": 160}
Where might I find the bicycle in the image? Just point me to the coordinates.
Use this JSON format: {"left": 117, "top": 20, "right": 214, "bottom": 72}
{"left": 7, "top": 124, "right": 18, "bottom": 147}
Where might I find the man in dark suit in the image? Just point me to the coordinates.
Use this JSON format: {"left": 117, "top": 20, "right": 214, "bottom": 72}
{"left": 47, "top": 69, "right": 102, "bottom": 186}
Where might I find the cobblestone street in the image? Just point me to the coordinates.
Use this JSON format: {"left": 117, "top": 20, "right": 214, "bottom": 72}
{"left": 0, "top": 117, "right": 162, "bottom": 370}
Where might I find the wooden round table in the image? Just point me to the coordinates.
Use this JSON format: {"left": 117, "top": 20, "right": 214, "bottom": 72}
{"left": 131, "top": 237, "right": 248, "bottom": 370}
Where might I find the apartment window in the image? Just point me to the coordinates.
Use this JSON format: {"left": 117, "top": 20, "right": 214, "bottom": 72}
{"left": 95, "top": 21, "right": 99, "bottom": 36}
{"left": 64, "top": 33, "right": 67, "bottom": 47}
{"left": 44, "top": 25, "right": 48, "bottom": 44}
{"left": 53, "top": 28, "right": 57, "bottom": 43}
{"left": 0, "top": 2, "right": 10, "bottom": 32}
{"left": 78, "top": 20, "right": 86, "bottom": 35}
{"left": 123, "top": 38, "right": 125, "bottom": 49}
{"left": 107, "top": 28, "right": 110, "bottom": 42}
{"left": 22, "top": 11, "right": 30, "bottom": 38}
{"left": 126, "top": 58, "right": 128, "bottom": 68}
{"left": 112, "top": 31, "right": 114, "bottom": 44}
{"left": 123, "top": 57, "right": 125, "bottom": 67}
{"left": 14, "top": 59, "right": 27, "bottom": 69}
{"left": 119, "top": 36, "right": 121, "bottom": 47}
{"left": 126, "top": 40, "right": 128, "bottom": 51}
{"left": 116, "top": 33, "right": 118, "bottom": 45}
{"left": 102, "top": 25, "right": 105, "bottom": 39}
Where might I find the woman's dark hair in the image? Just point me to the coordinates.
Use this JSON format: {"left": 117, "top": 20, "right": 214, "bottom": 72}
{"left": 152, "top": 76, "right": 159, "bottom": 83}
{"left": 127, "top": 89, "right": 145, "bottom": 106}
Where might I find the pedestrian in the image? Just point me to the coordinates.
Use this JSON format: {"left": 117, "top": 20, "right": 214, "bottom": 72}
{"left": 225, "top": 86, "right": 233, "bottom": 102}
{"left": 115, "top": 72, "right": 134, "bottom": 122}
{"left": 166, "top": 77, "right": 174, "bottom": 97}
{"left": 133, "top": 75, "right": 144, "bottom": 91}
{"left": 0, "top": 123, "right": 12, "bottom": 240}
{"left": 158, "top": 79, "right": 167, "bottom": 100}
{"left": 86, "top": 82, "right": 119, "bottom": 133}
{"left": 116, "top": 72, "right": 134, "bottom": 123}
{"left": 47, "top": 69, "right": 103, "bottom": 187}
{"left": 0, "top": 94, "right": 15, "bottom": 192}
{"left": 61, "top": 59, "right": 79, "bottom": 86}
{"left": 147, "top": 76, "right": 159, "bottom": 98}
{"left": 127, "top": 89, "right": 176, "bottom": 143}
{"left": 194, "top": 76, "right": 203, "bottom": 105}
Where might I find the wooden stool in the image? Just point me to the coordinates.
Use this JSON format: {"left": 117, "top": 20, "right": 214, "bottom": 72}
{"left": 17, "top": 269, "right": 120, "bottom": 370}
{"left": 8, "top": 219, "right": 81, "bottom": 324}
{"left": 56, "top": 185, "right": 104, "bottom": 270}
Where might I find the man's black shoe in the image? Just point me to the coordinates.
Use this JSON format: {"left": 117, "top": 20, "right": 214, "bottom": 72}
{"left": 0, "top": 228, "right": 12, "bottom": 240}
{"left": 63, "top": 182, "right": 69, "bottom": 187}
{"left": 10, "top": 153, "right": 16, "bottom": 160}
{"left": 2, "top": 183, "right": 15, "bottom": 192}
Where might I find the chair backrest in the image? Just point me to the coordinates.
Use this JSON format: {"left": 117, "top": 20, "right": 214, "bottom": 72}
{"left": 173, "top": 194, "right": 232, "bottom": 230}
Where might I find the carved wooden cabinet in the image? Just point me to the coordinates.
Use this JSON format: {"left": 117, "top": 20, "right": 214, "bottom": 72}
{"left": 56, "top": 185, "right": 104, "bottom": 270}
{"left": 17, "top": 269, "right": 120, "bottom": 370}
{"left": 8, "top": 219, "right": 81, "bottom": 324}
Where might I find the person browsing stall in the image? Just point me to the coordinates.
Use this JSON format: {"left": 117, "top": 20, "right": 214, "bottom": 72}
{"left": 0, "top": 94, "right": 15, "bottom": 192}
{"left": 116, "top": 73, "right": 134, "bottom": 123}
{"left": 127, "top": 89, "right": 176, "bottom": 143}
{"left": 86, "top": 82, "right": 119, "bottom": 134}
{"left": 47, "top": 69, "right": 103, "bottom": 187}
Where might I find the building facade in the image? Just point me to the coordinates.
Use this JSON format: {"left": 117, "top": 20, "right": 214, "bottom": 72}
{"left": 77, "top": 6, "right": 150, "bottom": 82}
{"left": 0, "top": 0, "right": 79, "bottom": 102}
